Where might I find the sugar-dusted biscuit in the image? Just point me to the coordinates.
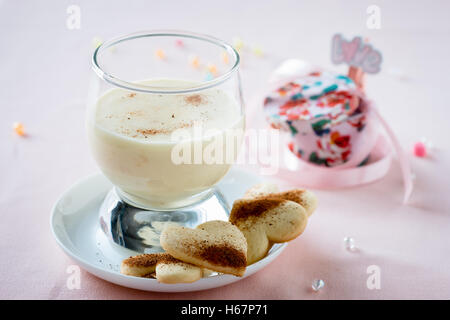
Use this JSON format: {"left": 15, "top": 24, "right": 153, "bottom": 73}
{"left": 256, "top": 189, "right": 317, "bottom": 217}
{"left": 121, "top": 252, "right": 204, "bottom": 284}
{"left": 230, "top": 184, "right": 317, "bottom": 265}
{"left": 160, "top": 220, "right": 247, "bottom": 277}
{"left": 244, "top": 182, "right": 317, "bottom": 217}
{"left": 229, "top": 198, "right": 308, "bottom": 264}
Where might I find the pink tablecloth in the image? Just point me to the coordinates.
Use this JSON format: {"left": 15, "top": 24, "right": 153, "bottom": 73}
{"left": 1, "top": 0, "right": 449, "bottom": 299}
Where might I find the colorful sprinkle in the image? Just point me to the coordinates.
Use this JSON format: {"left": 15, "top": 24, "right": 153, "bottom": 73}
{"left": 175, "top": 39, "right": 184, "bottom": 47}
{"left": 413, "top": 141, "right": 427, "bottom": 157}
{"left": 13, "top": 122, "right": 25, "bottom": 136}
{"left": 91, "top": 37, "right": 103, "bottom": 49}
{"left": 204, "top": 72, "right": 214, "bottom": 81}
{"left": 252, "top": 46, "right": 264, "bottom": 57}
{"left": 232, "top": 37, "right": 244, "bottom": 51}
{"left": 189, "top": 55, "right": 200, "bottom": 68}
{"left": 207, "top": 63, "right": 217, "bottom": 75}
{"left": 221, "top": 51, "right": 229, "bottom": 64}
{"left": 155, "top": 49, "right": 166, "bottom": 59}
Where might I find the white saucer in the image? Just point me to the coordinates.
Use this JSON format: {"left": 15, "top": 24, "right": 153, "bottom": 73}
{"left": 51, "top": 167, "right": 287, "bottom": 292}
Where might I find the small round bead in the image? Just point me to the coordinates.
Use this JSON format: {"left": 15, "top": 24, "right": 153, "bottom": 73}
{"left": 413, "top": 141, "right": 427, "bottom": 157}
{"left": 312, "top": 279, "right": 325, "bottom": 292}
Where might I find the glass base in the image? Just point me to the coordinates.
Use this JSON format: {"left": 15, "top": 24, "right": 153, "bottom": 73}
{"left": 98, "top": 188, "right": 230, "bottom": 253}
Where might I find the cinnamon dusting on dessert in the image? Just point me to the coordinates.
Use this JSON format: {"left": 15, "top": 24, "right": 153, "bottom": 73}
{"left": 127, "top": 110, "right": 144, "bottom": 117}
{"left": 122, "top": 253, "right": 184, "bottom": 268}
{"left": 122, "top": 253, "right": 160, "bottom": 268}
{"left": 184, "top": 94, "right": 207, "bottom": 106}
{"left": 263, "top": 190, "right": 307, "bottom": 207}
{"left": 230, "top": 190, "right": 308, "bottom": 224}
{"left": 127, "top": 93, "right": 136, "bottom": 98}
{"left": 136, "top": 121, "right": 194, "bottom": 137}
{"left": 197, "top": 244, "right": 246, "bottom": 268}
{"left": 137, "top": 128, "right": 167, "bottom": 136}
{"left": 229, "top": 198, "right": 285, "bottom": 223}
{"left": 158, "top": 253, "right": 185, "bottom": 265}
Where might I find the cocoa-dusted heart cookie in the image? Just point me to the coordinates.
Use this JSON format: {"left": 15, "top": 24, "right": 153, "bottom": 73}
{"left": 121, "top": 252, "right": 204, "bottom": 284}
{"left": 229, "top": 184, "right": 317, "bottom": 265}
{"left": 160, "top": 220, "right": 247, "bottom": 276}
{"left": 244, "top": 183, "right": 317, "bottom": 216}
{"left": 256, "top": 189, "right": 317, "bottom": 217}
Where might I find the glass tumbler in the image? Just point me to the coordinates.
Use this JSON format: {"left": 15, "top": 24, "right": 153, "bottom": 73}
{"left": 86, "top": 30, "right": 244, "bottom": 252}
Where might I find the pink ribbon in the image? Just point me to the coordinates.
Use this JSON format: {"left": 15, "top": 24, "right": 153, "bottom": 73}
{"left": 371, "top": 105, "right": 413, "bottom": 203}
{"left": 274, "top": 134, "right": 393, "bottom": 189}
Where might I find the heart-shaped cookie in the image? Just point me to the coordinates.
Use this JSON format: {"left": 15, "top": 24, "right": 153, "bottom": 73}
{"left": 160, "top": 220, "right": 247, "bottom": 276}
{"left": 230, "top": 198, "right": 308, "bottom": 264}
{"left": 229, "top": 184, "right": 317, "bottom": 265}
{"left": 121, "top": 253, "right": 204, "bottom": 284}
{"left": 257, "top": 189, "right": 317, "bottom": 217}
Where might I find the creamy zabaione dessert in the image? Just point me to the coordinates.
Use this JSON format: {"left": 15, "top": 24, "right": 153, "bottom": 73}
{"left": 87, "top": 79, "right": 244, "bottom": 209}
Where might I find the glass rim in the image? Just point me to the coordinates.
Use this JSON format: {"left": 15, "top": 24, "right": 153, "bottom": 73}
{"left": 92, "top": 30, "right": 240, "bottom": 94}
